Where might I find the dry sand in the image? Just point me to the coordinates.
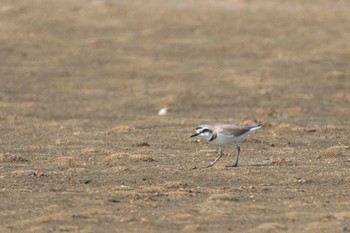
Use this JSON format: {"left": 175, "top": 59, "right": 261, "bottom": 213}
{"left": 1, "top": 0, "right": 350, "bottom": 232}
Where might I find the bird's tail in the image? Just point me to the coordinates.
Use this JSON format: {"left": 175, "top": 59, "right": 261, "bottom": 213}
{"left": 250, "top": 124, "right": 262, "bottom": 131}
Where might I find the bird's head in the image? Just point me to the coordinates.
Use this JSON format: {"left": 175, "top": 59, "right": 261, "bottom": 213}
{"left": 190, "top": 125, "right": 213, "bottom": 142}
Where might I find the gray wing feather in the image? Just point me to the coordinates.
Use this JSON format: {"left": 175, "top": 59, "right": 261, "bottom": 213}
{"left": 218, "top": 125, "right": 252, "bottom": 137}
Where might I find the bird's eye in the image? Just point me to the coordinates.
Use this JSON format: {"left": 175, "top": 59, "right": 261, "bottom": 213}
{"left": 201, "top": 128, "right": 209, "bottom": 133}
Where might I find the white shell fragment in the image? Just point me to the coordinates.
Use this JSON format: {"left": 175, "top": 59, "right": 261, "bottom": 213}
{"left": 158, "top": 108, "right": 168, "bottom": 116}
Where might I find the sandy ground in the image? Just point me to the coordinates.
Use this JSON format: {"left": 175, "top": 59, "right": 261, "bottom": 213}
{"left": 1, "top": 0, "right": 350, "bottom": 232}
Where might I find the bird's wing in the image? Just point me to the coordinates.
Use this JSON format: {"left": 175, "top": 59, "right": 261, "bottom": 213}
{"left": 218, "top": 125, "right": 252, "bottom": 137}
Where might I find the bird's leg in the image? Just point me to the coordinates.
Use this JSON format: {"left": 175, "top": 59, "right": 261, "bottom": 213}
{"left": 226, "top": 145, "right": 240, "bottom": 167}
{"left": 206, "top": 147, "right": 223, "bottom": 168}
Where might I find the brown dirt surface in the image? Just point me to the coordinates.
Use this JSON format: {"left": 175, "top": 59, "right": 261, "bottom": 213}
{"left": 1, "top": 0, "right": 350, "bottom": 232}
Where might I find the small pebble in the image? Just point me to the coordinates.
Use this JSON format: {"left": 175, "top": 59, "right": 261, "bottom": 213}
{"left": 158, "top": 108, "right": 167, "bottom": 116}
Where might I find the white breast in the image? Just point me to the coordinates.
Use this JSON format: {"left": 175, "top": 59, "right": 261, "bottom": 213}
{"left": 198, "top": 132, "right": 212, "bottom": 143}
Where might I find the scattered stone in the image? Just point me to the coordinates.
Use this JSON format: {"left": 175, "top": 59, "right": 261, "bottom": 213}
{"left": 107, "top": 198, "right": 121, "bottom": 203}
{"left": 80, "top": 179, "right": 91, "bottom": 184}
{"left": 158, "top": 108, "right": 168, "bottom": 116}
{"left": 35, "top": 170, "right": 44, "bottom": 177}
{"left": 132, "top": 142, "right": 150, "bottom": 147}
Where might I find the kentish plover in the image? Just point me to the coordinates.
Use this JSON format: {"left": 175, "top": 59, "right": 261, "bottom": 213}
{"left": 191, "top": 124, "right": 261, "bottom": 167}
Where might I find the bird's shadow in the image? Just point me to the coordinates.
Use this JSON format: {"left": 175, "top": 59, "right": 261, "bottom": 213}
{"left": 191, "top": 163, "right": 273, "bottom": 170}
{"left": 244, "top": 163, "right": 272, "bottom": 167}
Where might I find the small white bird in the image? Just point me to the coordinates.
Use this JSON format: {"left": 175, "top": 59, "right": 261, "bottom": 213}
{"left": 190, "top": 124, "right": 261, "bottom": 167}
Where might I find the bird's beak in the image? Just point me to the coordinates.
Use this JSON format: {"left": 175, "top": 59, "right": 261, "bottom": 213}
{"left": 190, "top": 132, "right": 199, "bottom": 138}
